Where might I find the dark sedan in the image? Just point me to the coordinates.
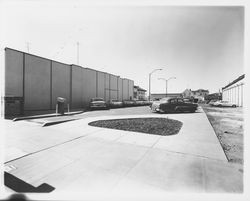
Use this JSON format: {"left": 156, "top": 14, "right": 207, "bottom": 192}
{"left": 89, "top": 97, "right": 108, "bottom": 110}
{"left": 150, "top": 97, "right": 198, "bottom": 113}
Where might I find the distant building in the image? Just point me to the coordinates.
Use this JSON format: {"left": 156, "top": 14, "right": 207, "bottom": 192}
{"left": 182, "top": 89, "right": 193, "bottom": 98}
{"left": 134, "top": 85, "right": 147, "bottom": 100}
{"left": 205, "top": 92, "right": 222, "bottom": 101}
{"left": 151, "top": 93, "right": 182, "bottom": 100}
{"left": 182, "top": 88, "right": 209, "bottom": 101}
{"left": 192, "top": 89, "right": 209, "bottom": 101}
{"left": 222, "top": 74, "right": 244, "bottom": 107}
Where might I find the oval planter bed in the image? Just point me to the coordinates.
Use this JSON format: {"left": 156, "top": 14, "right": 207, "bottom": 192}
{"left": 88, "top": 117, "right": 183, "bottom": 136}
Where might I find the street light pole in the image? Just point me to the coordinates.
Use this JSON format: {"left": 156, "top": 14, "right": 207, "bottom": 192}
{"left": 158, "top": 77, "right": 176, "bottom": 97}
{"left": 149, "top": 68, "right": 162, "bottom": 101}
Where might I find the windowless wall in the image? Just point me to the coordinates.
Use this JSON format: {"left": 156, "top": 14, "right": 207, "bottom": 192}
{"left": 5, "top": 48, "right": 134, "bottom": 114}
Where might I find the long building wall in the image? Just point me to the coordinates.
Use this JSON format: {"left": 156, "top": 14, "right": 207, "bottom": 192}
{"left": 4, "top": 48, "right": 134, "bottom": 114}
{"left": 222, "top": 80, "right": 244, "bottom": 107}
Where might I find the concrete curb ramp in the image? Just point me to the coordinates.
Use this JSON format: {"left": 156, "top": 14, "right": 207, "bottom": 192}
{"left": 12, "top": 111, "right": 84, "bottom": 121}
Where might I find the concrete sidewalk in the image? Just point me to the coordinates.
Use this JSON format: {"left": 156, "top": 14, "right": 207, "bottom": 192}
{"left": 3, "top": 110, "right": 243, "bottom": 193}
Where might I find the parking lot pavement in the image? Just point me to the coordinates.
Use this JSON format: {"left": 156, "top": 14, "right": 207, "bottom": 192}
{"left": 3, "top": 106, "right": 243, "bottom": 193}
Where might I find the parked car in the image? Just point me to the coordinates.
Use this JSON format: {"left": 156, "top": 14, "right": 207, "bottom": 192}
{"left": 122, "top": 100, "right": 135, "bottom": 107}
{"left": 213, "top": 100, "right": 237, "bottom": 107}
{"left": 183, "top": 98, "right": 193, "bottom": 103}
{"left": 150, "top": 97, "right": 198, "bottom": 113}
{"left": 208, "top": 99, "right": 219, "bottom": 106}
{"left": 89, "top": 97, "right": 108, "bottom": 110}
{"left": 135, "top": 100, "right": 145, "bottom": 106}
{"left": 107, "top": 99, "right": 123, "bottom": 108}
{"left": 143, "top": 100, "right": 151, "bottom": 106}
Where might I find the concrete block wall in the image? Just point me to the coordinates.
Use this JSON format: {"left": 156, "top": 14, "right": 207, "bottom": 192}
{"left": 5, "top": 48, "right": 135, "bottom": 114}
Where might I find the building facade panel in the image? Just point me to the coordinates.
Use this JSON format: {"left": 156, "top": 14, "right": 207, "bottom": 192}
{"left": 71, "top": 65, "right": 83, "bottom": 108}
{"left": 122, "top": 79, "right": 129, "bottom": 100}
{"left": 118, "top": 78, "right": 123, "bottom": 101}
{"left": 110, "top": 90, "right": 118, "bottom": 100}
{"left": 109, "top": 75, "right": 118, "bottom": 100}
{"left": 128, "top": 80, "right": 134, "bottom": 100}
{"left": 82, "top": 68, "right": 97, "bottom": 106}
{"left": 110, "top": 75, "right": 118, "bottom": 90}
{"left": 24, "top": 54, "right": 51, "bottom": 110}
{"left": 97, "top": 71, "right": 105, "bottom": 99}
{"left": 5, "top": 49, "right": 23, "bottom": 97}
{"left": 51, "top": 61, "right": 71, "bottom": 109}
{"left": 104, "top": 73, "right": 110, "bottom": 101}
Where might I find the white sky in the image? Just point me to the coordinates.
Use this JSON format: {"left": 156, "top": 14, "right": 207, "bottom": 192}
{"left": 1, "top": 1, "right": 244, "bottom": 94}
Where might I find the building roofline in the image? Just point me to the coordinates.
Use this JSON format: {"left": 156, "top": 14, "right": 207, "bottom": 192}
{"left": 192, "top": 89, "right": 209, "bottom": 92}
{"left": 5, "top": 47, "right": 130, "bottom": 81}
{"left": 222, "top": 74, "right": 245, "bottom": 90}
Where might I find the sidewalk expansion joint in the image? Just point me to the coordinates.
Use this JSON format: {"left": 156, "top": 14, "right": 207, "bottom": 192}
{"left": 113, "top": 136, "right": 163, "bottom": 187}
{"left": 4, "top": 129, "right": 103, "bottom": 164}
{"left": 153, "top": 147, "right": 228, "bottom": 163}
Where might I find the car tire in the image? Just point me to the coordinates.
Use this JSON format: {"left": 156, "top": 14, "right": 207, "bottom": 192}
{"left": 232, "top": 105, "right": 236, "bottom": 108}
{"left": 218, "top": 104, "right": 222, "bottom": 107}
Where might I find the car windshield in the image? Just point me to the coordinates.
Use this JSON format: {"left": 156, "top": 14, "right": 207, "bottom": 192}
{"left": 111, "top": 100, "right": 119, "bottom": 102}
{"left": 91, "top": 98, "right": 104, "bottom": 101}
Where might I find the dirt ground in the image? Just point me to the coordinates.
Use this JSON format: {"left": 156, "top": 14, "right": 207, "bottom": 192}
{"left": 201, "top": 104, "right": 244, "bottom": 167}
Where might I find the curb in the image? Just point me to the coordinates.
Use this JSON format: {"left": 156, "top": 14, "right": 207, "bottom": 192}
{"left": 42, "top": 119, "right": 77, "bottom": 127}
{"left": 13, "top": 111, "right": 84, "bottom": 122}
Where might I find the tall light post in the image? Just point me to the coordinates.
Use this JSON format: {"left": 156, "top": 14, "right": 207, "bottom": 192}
{"left": 158, "top": 77, "right": 176, "bottom": 97}
{"left": 149, "top": 68, "right": 162, "bottom": 100}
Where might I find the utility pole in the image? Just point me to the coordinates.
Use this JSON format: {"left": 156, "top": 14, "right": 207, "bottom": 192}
{"left": 77, "top": 42, "right": 79, "bottom": 65}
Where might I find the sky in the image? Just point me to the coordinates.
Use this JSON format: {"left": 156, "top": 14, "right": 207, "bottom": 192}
{"left": 1, "top": 1, "right": 245, "bottom": 94}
